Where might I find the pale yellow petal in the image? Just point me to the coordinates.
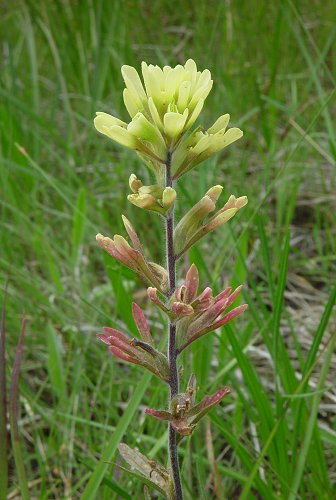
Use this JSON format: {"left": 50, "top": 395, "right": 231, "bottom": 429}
{"left": 128, "top": 113, "right": 165, "bottom": 153}
{"left": 101, "top": 125, "right": 142, "bottom": 149}
{"left": 129, "top": 173, "right": 143, "bottom": 193}
{"left": 94, "top": 112, "right": 126, "bottom": 132}
{"left": 163, "top": 110, "right": 188, "bottom": 139}
{"left": 162, "top": 187, "right": 176, "bottom": 208}
{"left": 123, "top": 88, "right": 143, "bottom": 118}
{"left": 142, "top": 63, "right": 163, "bottom": 106}
{"left": 148, "top": 97, "right": 164, "bottom": 130}
{"left": 177, "top": 80, "right": 191, "bottom": 112}
{"left": 127, "top": 193, "right": 157, "bottom": 209}
{"left": 184, "top": 59, "right": 197, "bottom": 74}
{"left": 196, "top": 69, "right": 212, "bottom": 88}
{"left": 206, "top": 185, "right": 223, "bottom": 203}
{"left": 216, "top": 127, "right": 243, "bottom": 150}
{"left": 190, "top": 133, "right": 210, "bottom": 156}
{"left": 188, "top": 80, "right": 213, "bottom": 110}
{"left": 185, "top": 99, "right": 204, "bottom": 130}
{"left": 207, "top": 114, "right": 230, "bottom": 135}
{"left": 121, "top": 65, "right": 147, "bottom": 104}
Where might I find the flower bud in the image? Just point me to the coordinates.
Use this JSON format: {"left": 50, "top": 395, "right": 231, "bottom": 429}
{"left": 172, "top": 114, "right": 243, "bottom": 179}
{"left": 129, "top": 173, "right": 143, "bottom": 193}
{"left": 96, "top": 222, "right": 169, "bottom": 295}
{"left": 162, "top": 187, "right": 176, "bottom": 210}
{"left": 177, "top": 284, "right": 248, "bottom": 352}
{"left": 174, "top": 186, "right": 247, "bottom": 257}
{"left": 97, "top": 327, "right": 169, "bottom": 382}
{"left": 127, "top": 176, "right": 176, "bottom": 216}
{"left": 145, "top": 375, "right": 230, "bottom": 435}
{"left": 132, "top": 303, "right": 153, "bottom": 345}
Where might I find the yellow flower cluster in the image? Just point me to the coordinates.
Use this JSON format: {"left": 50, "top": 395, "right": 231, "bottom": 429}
{"left": 94, "top": 59, "right": 242, "bottom": 183}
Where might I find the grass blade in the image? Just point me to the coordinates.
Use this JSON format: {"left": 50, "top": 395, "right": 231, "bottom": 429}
{"left": 0, "top": 286, "right": 8, "bottom": 500}
{"left": 303, "top": 285, "right": 336, "bottom": 375}
{"left": 80, "top": 459, "right": 132, "bottom": 499}
{"left": 290, "top": 285, "right": 336, "bottom": 485}
{"left": 81, "top": 371, "right": 152, "bottom": 500}
{"left": 257, "top": 214, "right": 275, "bottom": 300}
{"left": 9, "top": 317, "right": 29, "bottom": 500}
{"left": 289, "top": 333, "right": 336, "bottom": 499}
{"left": 210, "top": 413, "right": 272, "bottom": 498}
{"left": 104, "top": 254, "right": 137, "bottom": 334}
{"left": 272, "top": 230, "right": 289, "bottom": 385}
{"left": 71, "top": 187, "right": 87, "bottom": 269}
{"left": 239, "top": 309, "right": 336, "bottom": 499}
{"left": 46, "top": 323, "right": 66, "bottom": 400}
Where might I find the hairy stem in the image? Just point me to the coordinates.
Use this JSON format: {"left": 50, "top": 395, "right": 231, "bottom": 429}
{"left": 165, "top": 151, "right": 183, "bottom": 499}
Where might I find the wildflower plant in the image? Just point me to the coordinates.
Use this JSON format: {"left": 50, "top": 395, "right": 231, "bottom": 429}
{"left": 94, "top": 59, "right": 248, "bottom": 499}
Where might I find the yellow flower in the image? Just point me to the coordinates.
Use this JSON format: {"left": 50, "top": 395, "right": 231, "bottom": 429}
{"left": 95, "top": 59, "right": 212, "bottom": 148}
{"left": 172, "top": 114, "right": 243, "bottom": 179}
{"left": 139, "top": 60, "right": 212, "bottom": 133}
{"left": 94, "top": 60, "right": 243, "bottom": 182}
{"left": 94, "top": 112, "right": 166, "bottom": 162}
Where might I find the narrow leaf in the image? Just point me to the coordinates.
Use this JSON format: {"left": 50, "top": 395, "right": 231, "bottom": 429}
{"left": 9, "top": 318, "right": 30, "bottom": 500}
{"left": 71, "top": 187, "right": 87, "bottom": 267}
{"left": 81, "top": 371, "right": 152, "bottom": 500}
{"left": 289, "top": 333, "right": 336, "bottom": 499}
{"left": 46, "top": 323, "right": 66, "bottom": 400}
{"left": 0, "top": 287, "right": 8, "bottom": 499}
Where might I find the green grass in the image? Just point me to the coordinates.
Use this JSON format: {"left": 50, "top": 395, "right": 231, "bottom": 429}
{"left": 1, "top": 0, "right": 336, "bottom": 498}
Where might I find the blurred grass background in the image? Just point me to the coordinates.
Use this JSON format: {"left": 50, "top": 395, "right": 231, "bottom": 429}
{"left": 1, "top": 0, "right": 336, "bottom": 498}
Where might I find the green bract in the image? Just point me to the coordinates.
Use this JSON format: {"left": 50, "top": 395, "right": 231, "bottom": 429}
{"left": 94, "top": 59, "right": 243, "bottom": 185}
